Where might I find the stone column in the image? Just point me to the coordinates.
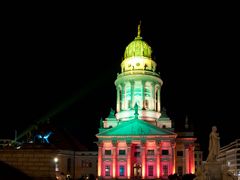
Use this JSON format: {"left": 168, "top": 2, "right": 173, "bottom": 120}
{"left": 157, "top": 87, "right": 161, "bottom": 112}
{"left": 151, "top": 82, "right": 155, "bottom": 110}
{"left": 112, "top": 141, "right": 117, "bottom": 179}
{"left": 130, "top": 81, "right": 135, "bottom": 109}
{"left": 98, "top": 142, "right": 103, "bottom": 178}
{"left": 154, "top": 86, "right": 157, "bottom": 111}
{"left": 189, "top": 144, "right": 195, "bottom": 174}
{"left": 121, "top": 83, "right": 125, "bottom": 110}
{"left": 116, "top": 86, "right": 120, "bottom": 112}
{"left": 142, "top": 80, "right": 146, "bottom": 109}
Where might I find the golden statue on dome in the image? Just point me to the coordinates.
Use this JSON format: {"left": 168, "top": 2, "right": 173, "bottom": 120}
{"left": 137, "top": 20, "right": 141, "bottom": 37}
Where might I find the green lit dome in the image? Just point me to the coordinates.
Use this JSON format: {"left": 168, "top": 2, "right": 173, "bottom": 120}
{"left": 124, "top": 36, "right": 152, "bottom": 59}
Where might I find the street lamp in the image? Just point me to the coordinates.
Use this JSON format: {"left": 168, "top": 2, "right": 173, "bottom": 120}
{"left": 54, "top": 157, "right": 59, "bottom": 172}
{"left": 54, "top": 157, "right": 58, "bottom": 163}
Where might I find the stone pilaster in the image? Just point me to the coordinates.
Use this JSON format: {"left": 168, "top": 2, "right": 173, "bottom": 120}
{"left": 98, "top": 142, "right": 103, "bottom": 178}
{"left": 112, "top": 141, "right": 117, "bottom": 179}
{"left": 141, "top": 141, "right": 146, "bottom": 179}
{"left": 156, "top": 141, "right": 162, "bottom": 178}
{"left": 126, "top": 141, "right": 132, "bottom": 179}
{"left": 184, "top": 144, "right": 189, "bottom": 174}
{"left": 171, "top": 142, "right": 176, "bottom": 174}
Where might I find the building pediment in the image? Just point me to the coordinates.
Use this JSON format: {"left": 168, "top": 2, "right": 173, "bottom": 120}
{"left": 96, "top": 118, "right": 177, "bottom": 137}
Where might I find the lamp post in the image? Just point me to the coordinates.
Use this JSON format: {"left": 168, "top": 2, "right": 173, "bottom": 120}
{"left": 54, "top": 157, "right": 59, "bottom": 179}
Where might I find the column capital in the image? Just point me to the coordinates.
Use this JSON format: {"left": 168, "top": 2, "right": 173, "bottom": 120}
{"left": 141, "top": 140, "right": 146, "bottom": 146}
{"left": 130, "top": 80, "right": 135, "bottom": 85}
{"left": 189, "top": 144, "right": 195, "bottom": 151}
{"left": 184, "top": 144, "right": 190, "bottom": 149}
{"left": 157, "top": 140, "right": 164, "bottom": 148}
{"left": 126, "top": 139, "right": 132, "bottom": 146}
{"left": 142, "top": 80, "right": 147, "bottom": 85}
{"left": 171, "top": 142, "right": 176, "bottom": 148}
{"left": 156, "top": 140, "right": 161, "bottom": 145}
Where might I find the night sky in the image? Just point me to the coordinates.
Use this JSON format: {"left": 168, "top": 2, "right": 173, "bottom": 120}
{"left": 1, "top": 3, "right": 239, "bottom": 159}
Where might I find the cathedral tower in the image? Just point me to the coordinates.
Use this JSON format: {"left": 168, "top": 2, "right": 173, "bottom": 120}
{"left": 96, "top": 23, "right": 196, "bottom": 179}
{"left": 115, "top": 22, "right": 162, "bottom": 123}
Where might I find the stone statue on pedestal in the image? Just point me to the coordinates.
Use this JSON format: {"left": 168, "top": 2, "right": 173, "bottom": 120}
{"left": 207, "top": 126, "right": 220, "bottom": 162}
{"left": 194, "top": 126, "right": 238, "bottom": 180}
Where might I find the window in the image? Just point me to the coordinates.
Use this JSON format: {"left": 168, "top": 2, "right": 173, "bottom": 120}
{"left": 89, "top": 162, "right": 92, "bottom": 167}
{"left": 67, "top": 158, "right": 71, "bottom": 172}
{"left": 163, "top": 165, "right": 168, "bottom": 175}
{"left": 105, "top": 165, "right": 110, "bottom": 176}
{"left": 162, "top": 150, "right": 169, "bottom": 155}
{"left": 177, "top": 151, "right": 183, "bottom": 156}
{"left": 134, "top": 152, "right": 141, "bottom": 157}
{"left": 119, "top": 150, "right": 126, "bottom": 155}
{"left": 105, "top": 150, "right": 111, "bottom": 155}
{"left": 119, "top": 165, "right": 125, "bottom": 176}
{"left": 81, "top": 160, "right": 85, "bottom": 168}
{"left": 81, "top": 160, "right": 91, "bottom": 168}
{"left": 135, "top": 145, "right": 140, "bottom": 149}
{"left": 148, "top": 165, "right": 153, "bottom": 176}
{"left": 147, "top": 150, "right": 154, "bottom": 156}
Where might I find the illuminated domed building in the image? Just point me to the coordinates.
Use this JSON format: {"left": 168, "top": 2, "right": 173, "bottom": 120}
{"left": 96, "top": 23, "right": 196, "bottom": 179}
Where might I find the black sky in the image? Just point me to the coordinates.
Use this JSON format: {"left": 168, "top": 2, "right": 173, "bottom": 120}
{"left": 1, "top": 2, "right": 239, "bottom": 158}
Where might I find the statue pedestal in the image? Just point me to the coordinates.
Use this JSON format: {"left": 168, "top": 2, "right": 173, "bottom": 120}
{"left": 205, "top": 161, "right": 222, "bottom": 180}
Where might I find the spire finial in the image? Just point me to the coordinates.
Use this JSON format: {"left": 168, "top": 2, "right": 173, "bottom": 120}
{"left": 137, "top": 20, "right": 141, "bottom": 37}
